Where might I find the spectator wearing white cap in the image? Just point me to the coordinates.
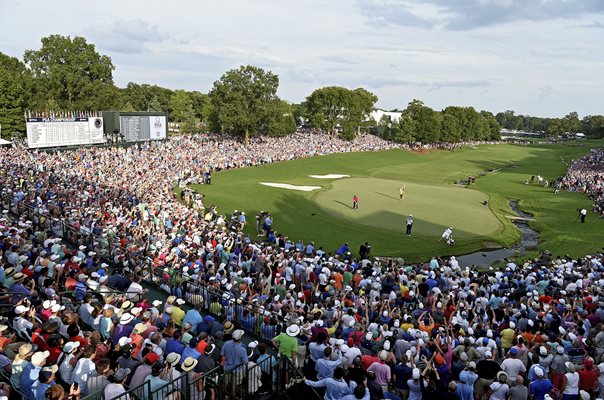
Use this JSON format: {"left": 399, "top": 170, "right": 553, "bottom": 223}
{"left": 529, "top": 365, "right": 554, "bottom": 400}
{"left": 58, "top": 341, "right": 81, "bottom": 385}
{"left": 221, "top": 329, "right": 248, "bottom": 372}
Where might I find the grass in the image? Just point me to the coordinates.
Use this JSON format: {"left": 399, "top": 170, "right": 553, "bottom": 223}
{"left": 193, "top": 142, "right": 604, "bottom": 261}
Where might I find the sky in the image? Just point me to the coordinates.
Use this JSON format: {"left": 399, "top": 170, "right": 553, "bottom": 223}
{"left": 1, "top": 0, "right": 603, "bottom": 117}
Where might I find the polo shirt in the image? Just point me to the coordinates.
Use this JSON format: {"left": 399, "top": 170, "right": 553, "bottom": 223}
{"left": 529, "top": 378, "right": 554, "bottom": 400}
{"left": 367, "top": 361, "right": 391, "bottom": 386}
{"left": 272, "top": 333, "right": 298, "bottom": 358}
{"left": 221, "top": 340, "right": 248, "bottom": 372}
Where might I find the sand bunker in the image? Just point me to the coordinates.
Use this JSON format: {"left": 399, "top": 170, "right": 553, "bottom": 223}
{"left": 308, "top": 174, "right": 350, "bottom": 179}
{"left": 260, "top": 182, "right": 321, "bottom": 191}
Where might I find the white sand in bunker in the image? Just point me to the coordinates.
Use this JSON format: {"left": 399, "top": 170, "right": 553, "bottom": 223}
{"left": 260, "top": 182, "right": 321, "bottom": 191}
{"left": 308, "top": 174, "right": 350, "bottom": 179}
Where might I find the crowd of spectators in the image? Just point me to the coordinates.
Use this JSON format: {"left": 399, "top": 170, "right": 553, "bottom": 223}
{"left": 561, "top": 149, "right": 604, "bottom": 215}
{"left": 1, "top": 133, "right": 604, "bottom": 400}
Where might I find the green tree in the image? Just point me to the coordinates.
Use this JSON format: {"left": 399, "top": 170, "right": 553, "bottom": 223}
{"left": 0, "top": 53, "right": 30, "bottom": 137}
{"left": 121, "top": 101, "right": 136, "bottom": 112}
{"left": 582, "top": 115, "right": 604, "bottom": 137}
{"left": 24, "top": 35, "right": 115, "bottom": 109}
{"left": 305, "top": 86, "right": 377, "bottom": 140}
{"left": 188, "top": 91, "right": 210, "bottom": 121}
{"left": 266, "top": 100, "right": 297, "bottom": 137}
{"left": 440, "top": 113, "right": 462, "bottom": 142}
{"left": 169, "top": 90, "right": 197, "bottom": 133}
{"left": 401, "top": 100, "right": 440, "bottom": 143}
{"left": 480, "top": 110, "right": 501, "bottom": 140}
{"left": 148, "top": 96, "right": 162, "bottom": 112}
{"left": 396, "top": 116, "right": 417, "bottom": 143}
{"left": 209, "top": 65, "right": 279, "bottom": 144}
{"left": 562, "top": 112, "right": 581, "bottom": 133}
{"left": 546, "top": 118, "right": 565, "bottom": 136}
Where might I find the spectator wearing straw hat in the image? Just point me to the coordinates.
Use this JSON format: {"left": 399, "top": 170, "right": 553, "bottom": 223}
{"left": 10, "top": 343, "right": 33, "bottom": 389}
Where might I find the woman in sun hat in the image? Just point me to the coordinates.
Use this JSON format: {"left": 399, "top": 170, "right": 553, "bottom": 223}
{"left": 10, "top": 343, "right": 33, "bottom": 389}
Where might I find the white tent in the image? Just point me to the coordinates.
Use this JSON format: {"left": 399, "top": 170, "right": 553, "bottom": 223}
{"left": 0, "top": 138, "right": 12, "bottom": 146}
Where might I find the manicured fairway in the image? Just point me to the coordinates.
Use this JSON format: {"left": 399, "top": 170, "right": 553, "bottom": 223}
{"left": 194, "top": 142, "right": 604, "bottom": 261}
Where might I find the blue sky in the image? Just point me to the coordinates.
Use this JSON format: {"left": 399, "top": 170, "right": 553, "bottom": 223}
{"left": 1, "top": 0, "right": 603, "bottom": 117}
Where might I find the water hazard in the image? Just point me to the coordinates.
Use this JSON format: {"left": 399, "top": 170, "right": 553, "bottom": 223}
{"left": 456, "top": 200, "right": 539, "bottom": 267}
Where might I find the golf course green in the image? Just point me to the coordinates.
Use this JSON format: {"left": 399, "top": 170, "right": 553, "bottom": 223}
{"left": 194, "top": 142, "right": 604, "bottom": 261}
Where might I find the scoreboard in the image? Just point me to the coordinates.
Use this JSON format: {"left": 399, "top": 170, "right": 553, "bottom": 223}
{"left": 26, "top": 117, "right": 105, "bottom": 149}
{"left": 119, "top": 115, "right": 167, "bottom": 142}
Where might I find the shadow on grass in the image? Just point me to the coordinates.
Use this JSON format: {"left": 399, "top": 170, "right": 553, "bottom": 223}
{"left": 375, "top": 191, "right": 399, "bottom": 200}
{"left": 333, "top": 200, "right": 351, "bottom": 209}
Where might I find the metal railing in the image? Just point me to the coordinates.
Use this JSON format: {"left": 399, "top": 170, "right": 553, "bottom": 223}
{"left": 79, "top": 354, "right": 323, "bottom": 400}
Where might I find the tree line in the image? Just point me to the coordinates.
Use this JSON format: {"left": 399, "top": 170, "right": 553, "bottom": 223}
{"left": 2, "top": 34, "right": 602, "bottom": 142}
{"left": 374, "top": 100, "right": 501, "bottom": 143}
{"left": 495, "top": 110, "right": 604, "bottom": 137}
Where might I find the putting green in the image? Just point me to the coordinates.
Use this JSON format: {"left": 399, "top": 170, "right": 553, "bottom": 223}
{"left": 314, "top": 177, "right": 500, "bottom": 238}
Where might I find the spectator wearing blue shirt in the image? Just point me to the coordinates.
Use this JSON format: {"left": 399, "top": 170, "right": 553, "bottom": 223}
{"left": 529, "top": 367, "right": 554, "bottom": 400}
{"left": 304, "top": 367, "right": 356, "bottom": 400}
{"left": 181, "top": 337, "right": 202, "bottom": 362}
{"left": 142, "top": 363, "right": 172, "bottom": 400}
{"left": 165, "top": 331, "right": 185, "bottom": 355}
{"left": 21, "top": 351, "right": 49, "bottom": 400}
{"left": 31, "top": 366, "right": 56, "bottom": 400}
{"left": 75, "top": 274, "right": 88, "bottom": 302}
{"left": 182, "top": 306, "right": 203, "bottom": 335}
{"left": 197, "top": 315, "right": 214, "bottom": 334}
{"left": 10, "top": 272, "right": 33, "bottom": 304}
{"left": 316, "top": 347, "right": 345, "bottom": 380}
{"left": 393, "top": 356, "right": 413, "bottom": 400}
{"left": 240, "top": 310, "right": 256, "bottom": 332}
{"left": 221, "top": 330, "right": 248, "bottom": 372}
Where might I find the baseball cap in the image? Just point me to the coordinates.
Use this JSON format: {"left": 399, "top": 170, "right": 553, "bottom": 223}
{"left": 145, "top": 353, "right": 160, "bottom": 364}
{"left": 232, "top": 330, "right": 244, "bottom": 340}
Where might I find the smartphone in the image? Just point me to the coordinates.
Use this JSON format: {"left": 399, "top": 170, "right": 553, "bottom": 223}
{"left": 73, "top": 382, "right": 79, "bottom": 391}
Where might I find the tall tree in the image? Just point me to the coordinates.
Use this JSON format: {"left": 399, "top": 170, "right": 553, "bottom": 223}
{"left": 209, "top": 65, "right": 279, "bottom": 144}
{"left": 169, "top": 90, "right": 197, "bottom": 133}
{"left": 266, "top": 100, "right": 297, "bottom": 137}
{"left": 401, "top": 100, "right": 440, "bottom": 143}
{"left": 24, "top": 35, "right": 115, "bottom": 109}
{"left": 0, "top": 53, "right": 30, "bottom": 137}
{"left": 188, "top": 91, "right": 210, "bottom": 121}
{"left": 305, "top": 86, "right": 377, "bottom": 140}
